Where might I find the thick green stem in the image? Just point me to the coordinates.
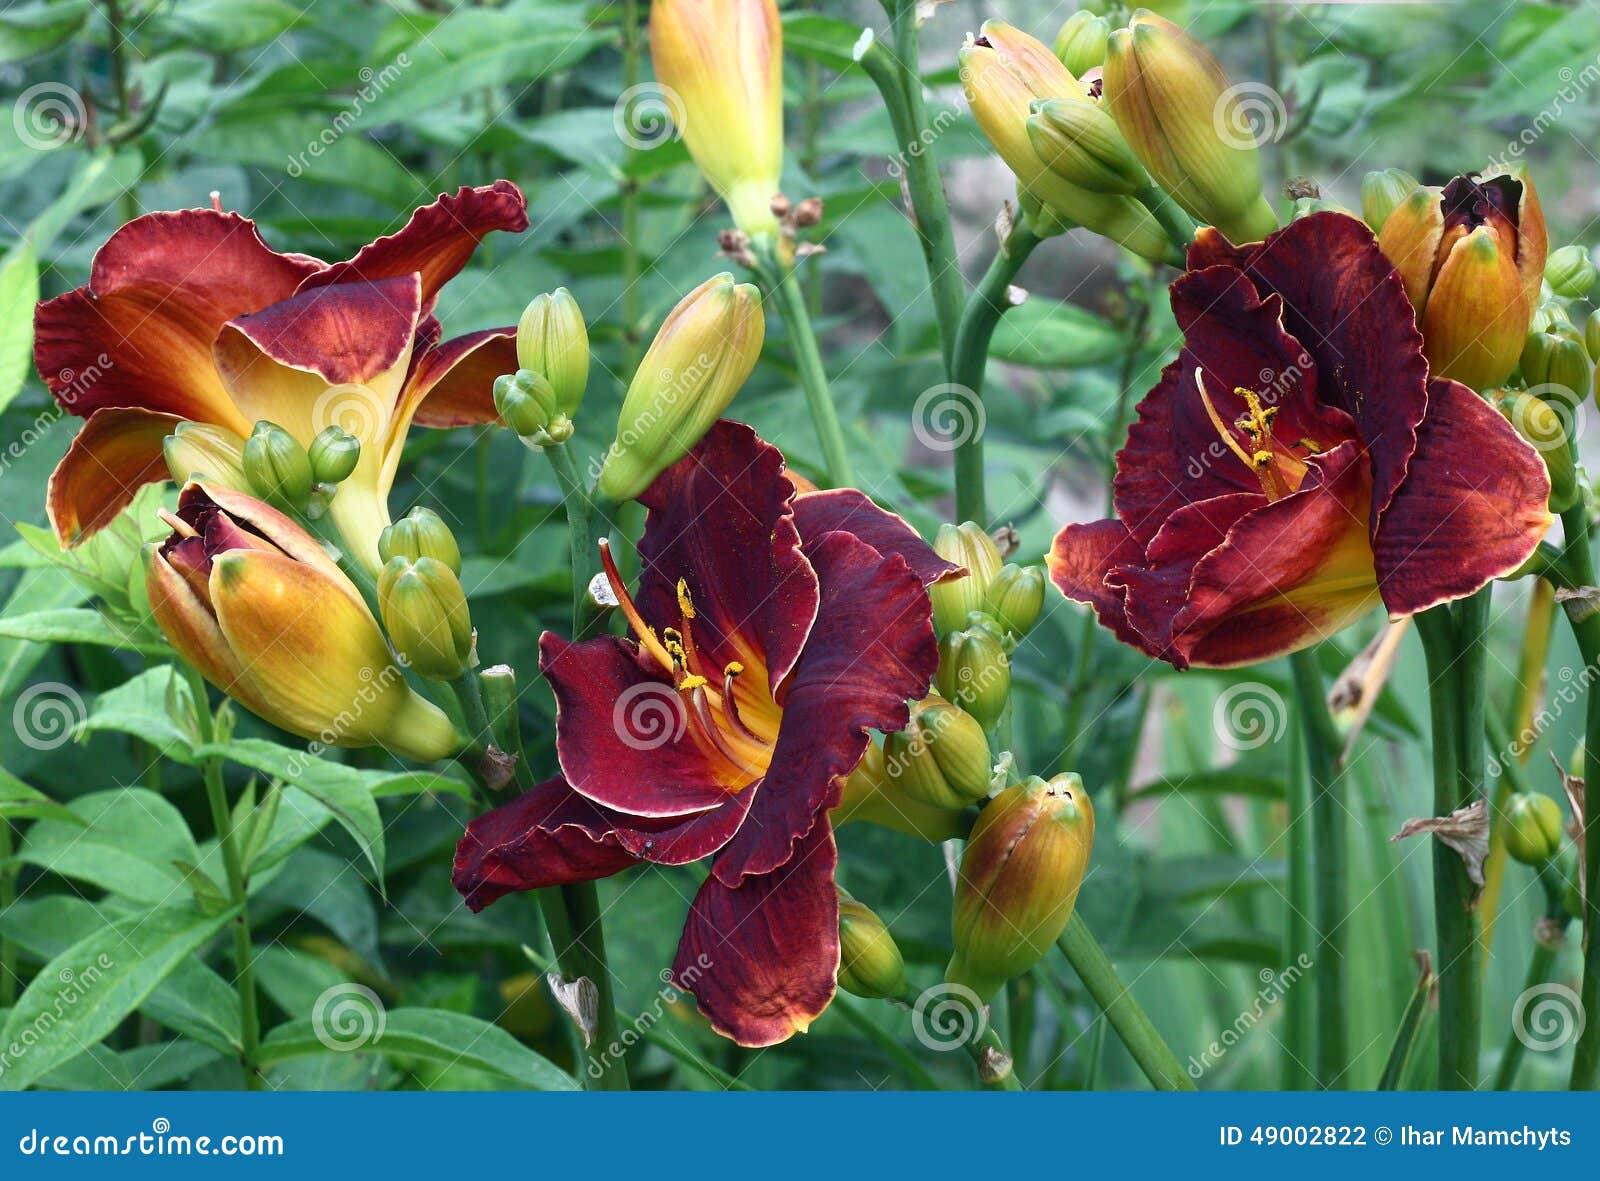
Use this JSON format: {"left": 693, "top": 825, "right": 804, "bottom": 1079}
{"left": 619, "top": 0, "right": 644, "bottom": 358}
{"left": 1416, "top": 603, "right": 1483, "bottom": 1090}
{"left": 1556, "top": 498, "right": 1600, "bottom": 1089}
{"left": 184, "top": 666, "right": 261, "bottom": 1090}
{"left": 545, "top": 445, "right": 614, "bottom": 639}
{"left": 1056, "top": 913, "right": 1194, "bottom": 1090}
{"left": 559, "top": 880, "right": 629, "bottom": 1089}
{"left": 950, "top": 221, "right": 1043, "bottom": 525}
{"left": 1288, "top": 646, "right": 1347, "bottom": 1086}
{"left": 760, "top": 247, "right": 853, "bottom": 487}
{"left": 1493, "top": 864, "right": 1570, "bottom": 1091}
{"left": 1135, "top": 184, "right": 1199, "bottom": 256}
{"left": 1283, "top": 708, "right": 1316, "bottom": 1088}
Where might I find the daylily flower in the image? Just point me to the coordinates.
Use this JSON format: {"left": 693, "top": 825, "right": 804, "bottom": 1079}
{"left": 35, "top": 182, "right": 528, "bottom": 571}
{"left": 1049, "top": 212, "right": 1552, "bottom": 669}
{"left": 147, "top": 483, "right": 459, "bottom": 761}
{"left": 453, "top": 421, "right": 958, "bottom": 1046}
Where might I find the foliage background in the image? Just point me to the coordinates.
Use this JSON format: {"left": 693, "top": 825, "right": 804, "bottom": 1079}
{"left": 0, "top": 0, "right": 1597, "bottom": 1090}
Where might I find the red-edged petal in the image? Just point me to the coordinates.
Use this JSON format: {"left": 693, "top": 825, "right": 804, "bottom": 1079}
{"left": 1047, "top": 517, "right": 1156, "bottom": 655}
{"left": 404, "top": 326, "right": 519, "bottom": 429}
{"left": 215, "top": 274, "right": 421, "bottom": 389}
{"left": 1374, "top": 380, "right": 1553, "bottom": 616}
{"left": 452, "top": 776, "right": 751, "bottom": 911}
{"left": 636, "top": 420, "right": 820, "bottom": 693}
{"left": 47, "top": 408, "right": 181, "bottom": 545}
{"left": 673, "top": 819, "right": 839, "bottom": 1047}
{"left": 541, "top": 631, "right": 746, "bottom": 817}
{"left": 792, "top": 488, "right": 959, "bottom": 586}
{"left": 713, "top": 531, "right": 940, "bottom": 885}
{"left": 32, "top": 209, "right": 320, "bottom": 426}
{"left": 297, "top": 182, "right": 528, "bottom": 315}
{"left": 1184, "top": 213, "right": 1429, "bottom": 527}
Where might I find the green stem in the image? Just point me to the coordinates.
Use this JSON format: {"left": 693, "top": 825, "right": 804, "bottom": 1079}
{"left": 619, "top": 0, "right": 643, "bottom": 358}
{"left": 1, "top": 820, "right": 16, "bottom": 1009}
{"left": 1135, "top": 183, "right": 1199, "bottom": 256}
{"left": 1493, "top": 872, "right": 1570, "bottom": 1092}
{"left": 1377, "top": 954, "right": 1435, "bottom": 1091}
{"left": 1556, "top": 497, "right": 1600, "bottom": 1089}
{"left": 759, "top": 246, "right": 853, "bottom": 487}
{"left": 559, "top": 880, "right": 629, "bottom": 1089}
{"left": 1283, "top": 702, "right": 1316, "bottom": 1088}
{"left": 545, "top": 444, "right": 614, "bottom": 638}
{"left": 1416, "top": 603, "right": 1483, "bottom": 1090}
{"left": 1288, "top": 646, "right": 1346, "bottom": 1087}
{"left": 833, "top": 995, "right": 940, "bottom": 1090}
{"left": 950, "top": 221, "right": 1043, "bottom": 525}
{"left": 480, "top": 665, "right": 537, "bottom": 792}
{"left": 184, "top": 665, "right": 262, "bottom": 1090}
{"left": 1056, "top": 912, "right": 1195, "bottom": 1090}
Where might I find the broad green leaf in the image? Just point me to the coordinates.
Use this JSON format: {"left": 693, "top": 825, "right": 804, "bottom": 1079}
{"left": 1479, "top": 7, "right": 1600, "bottom": 120}
{"left": 120, "top": 1040, "right": 224, "bottom": 1090}
{"left": 988, "top": 299, "right": 1126, "bottom": 368}
{"left": 253, "top": 946, "right": 354, "bottom": 1019}
{"left": 0, "top": 0, "right": 88, "bottom": 64}
{"left": 190, "top": 114, "right": 420, "bottom": 203}
{"left": 197, "top": 738, "right": 385, "bottom": 882}
{"left": 781, "top": 13, "right": 868, "bottom": 71}
{"left": 0, "top": 902, "right": 236, "bottom": 1091}
{"left": 77, "top": 665, "right": 198, "bottom": 764}
{"left": 1127, "top": 772, "right": 1286, "bottom": 803}
{"left": 0, "top": 244, "right": 38, "bottom": 412}
{"left": 33, "top": 1042, "right": 134, "bottom": 1091}
{"left": 158, "top": 0, "right": 304, "bottom": 51}
{"left": 258, "top": 1007, "right": 577, "bottom": 1090}
{"left": 0, "top": 607, "right": 170, "bottom": 656}
{"left": 0, "top": 567, "right": 88, "bottom": 699}
{"left": 0, "top": 768, "right": 80, "bottom": 825}
{"left": 253, "top": 847, "right": 380, "bottom": 970}
{"left": 18, "top": 789, "right": 199, "bottom": 905}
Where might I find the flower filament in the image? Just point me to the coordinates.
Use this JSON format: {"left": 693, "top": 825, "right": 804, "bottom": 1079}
{"left": 1194, "top": 368, "right": 1314, "bottom": 501}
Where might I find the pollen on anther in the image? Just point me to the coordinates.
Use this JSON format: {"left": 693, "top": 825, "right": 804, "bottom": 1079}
{"left": 676, "top": 578, "right": 696, "bottom": 620}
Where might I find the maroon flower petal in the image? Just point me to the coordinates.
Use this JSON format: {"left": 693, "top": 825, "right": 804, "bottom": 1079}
{"left": 47, "top": 407, "right": 181, "bottom": 546}
{"left": 713, "top": 530, "right": 940, "bottom": 885}
{"left": 791, "top": 489, "right": 960, "bottom": 586}
{"left": 452, "top": 776, "right": 751, "bottom": 911}
{"left": 297, "top": 182, "right": 529, "bottom": 315}
{"left": 405, "top": 327, "right": 519, "bottom": 428}
{"left": 541, "top": 631, "right": 747, "bottom": 817}
{"left": 636, "top": 420, "right": 820, "bottom": 693}
{"left": 214, "top": 274, "right": 422, "bottom": 389}
{"left": 1374, "top": 380, "right": 1553, "bottom": 616}
{"left": 1046, "top": 517, "right": 1152, "bottom": 653}
{"left": 33, "top": 208, "right": 320, "bottom": 426}
{"left": 1185, "top": 213, "right": 1429, "bottom": 527}
{"left": 673, "top": 819, "right": 840, "bottom": 1047}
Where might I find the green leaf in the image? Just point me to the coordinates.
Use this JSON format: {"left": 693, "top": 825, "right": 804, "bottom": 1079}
{"left": 197, "top": 738, "right": 385, "bottom": 882}
{"left": 0, "top": 769, "right": 80, "bottom": 825}
{"left": 0, "top": 607, "right": 170, "bottom": 656}
{"left": 781, "top": 13, "right": 868, "bottom": 71}
{"left": 0, "top": 902, "right": 236, "bottom": 1091}
{"left": 157, "top": 0, "right": 304, "bottom": 52}
{"left": 0, "top": 243, "right": 38, "bottom": 413}
{"left": 0, "top": 567, "right": 88, "bottom": 699}
{"left": 988, "top": 299, "right": 1126, "bottom": 368}
{"left": 1479, "top": 7, "right": 1600, "bottom": 119}
{"left": 258, "top": 1007, "right": 577, "bottom": 1090}
{"left": 18, "top": 789, "right": 199, "bottom": 905}
{"left": 77, "top": 665, "right": 198, "bottom": 764}
{"left": 33, "top": 1043, "right": 134, "bottom": 1091}
{"left": 190, "top": 113, "right": 421, "bottom": 203}
{"left": 1127, "top": 772, "right": 1286, "bottom": 803}
{"left": 0, "top": 0, "right": 88, "bottom": 64}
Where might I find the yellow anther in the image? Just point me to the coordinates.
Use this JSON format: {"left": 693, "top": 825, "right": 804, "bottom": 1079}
{"left": 1296, "top": 437, "right": 1325, "bottom": 455}
{"left": 1252, "top": 451, "right": 1274, "bottom": 467}
{"left": 678, "top": 673, "right": 709, "bottom": 691}
{"left": 1196, "top": 369, "right": 1258, "bottom": 471}
{"left": 676, "top": 578, "right": 696, "bottom": 620}
{"left": 724, "top": 661, "right": 744, "bottom": 677}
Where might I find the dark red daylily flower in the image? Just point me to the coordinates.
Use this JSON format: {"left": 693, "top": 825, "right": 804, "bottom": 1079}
{"left": 34, "top": 182, "right": 528, "bottom": 569}
{"left": 454, "top": 421, "right": 958, "bottom": 1046}
{"left": 1049, "top": 211, "right": 1552, "bottom": 669}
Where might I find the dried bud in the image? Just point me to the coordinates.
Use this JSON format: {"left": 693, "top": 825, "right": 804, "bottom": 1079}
{"left": 948, "top": 774, "right": 1096, "bottom": 1001}
{"left": 792, "top": 196, "right": 824, "bottom": 227}
{"left": 837, "top": 896, "right": 908, "bottom": 1000}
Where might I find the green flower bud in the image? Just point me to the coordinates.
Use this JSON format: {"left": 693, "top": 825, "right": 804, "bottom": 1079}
{"left": 164, "top": 422, "right": 248, "bottom": 489}
{"left": 495, "top": 368, "right": 573, "bottom": 448}
{"left": 837, "top": 896, "right": 908, "bottom": 1000}
{"left": 1530, "top": 301, "right": 1569, "bottom": 335}
{"left": 948, "top": 774, "right": 1096, "bottom": 1002}
{"left": 379, "top": 506, "right": 462, "bottom": 575}
{"left": 985, "top": 564, "right": 1046, "bottom": 637}
{"left": 936, "top": 626, "right": 1011, "bottom": 729}
{"left": 833, "top": 740, "right": 967, "bottom": 841}
{"left": 1291, "top": 196, "right": 1350, "bottom": 220}
{"left": 930, "top": 522, "right": 1004, "bottom": 635}
{"left": 1503, "top": 792, "right": 1564, "bottom": 866}
{"left": 1360, "top": 168, "right": 1417, "bottom": 234}
{"left": 1546, "top": 245, "right": 1597, "bottom": 299}
{"left": 962, "top": 610, "right": 1016, "bottom": 655}
{"left": 242, "top": 421, "right": 313, "bottom": 510}
{"left": 1026, "top": 98, "right": 1146, "bottom": 196}
{"left": 1495, "top": 391, "right": 1577, "bottom": 512}
{"left": 307, "top": 425, "right": 361, "bottom": 485}
{"left": 378, "top": 555, "right": 474, "bottom": 681}
{"left": 1521, "top": 324, "right": 1591, "bottom": 411}
{"left": 1572, "top": 739, "right": 1586, "bottom": 781}
{"left": 516, "top": 288, "right": 589, "bottom": 416}
{"left": 1054, "top": 10, "right": 1111, "bottom": 75}
{"left": 883, "top": 695, "right": 994, "bottom": 810}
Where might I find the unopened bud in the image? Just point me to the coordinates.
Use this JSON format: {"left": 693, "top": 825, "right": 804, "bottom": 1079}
{"left": 1360, "top": 168, "right": 1417, "bottom": 233}
{"left": 307, "top": 425, "right": 361, "bottom": 485}
{"left": 1026, "top": 97, "right": 1146, "bottom": 195}
{"left": 1054, "top": 10, "right": 1110, "bottom": 76}
{"left": 948, "top": 774, "right": 1095, "bottom": 1001}
{"left": 1496, "top": 391, "right": 1576, "bottom": 512}
{"left": 379, "top": 506, "right": 462, "bottom": 574}
{"left": 936, "top": 626, "right": 1011, "bottom": 728}
{"left": 242, "top": 421, "right": 313, "bottom": 510}
{"left": 378, "top": 555, "right": 474, "bottom": 681}
{"left": 516, "top": 288, "right": 589, "bottom": 416}
{"left": 930, "top": 522, "right": 1004, "bottom": 634}
{"left": 834, "top": 739, "right": 967, "bottom": 841}
{"left": 1503, "top": 792, "right": 1564, "bottom": 866}
{"left": 884, "top": 695, "right": 994, "bottom": 810}
{"left": 1546, "top": 244, "right": 1597, "bottom": 299}
{"left": 1521, "top": 324, "right": 1591, "bottom": 411}
{"left": 164, "top": 422, "right": 248, "bottom": 488}
{"left": 495, "top": 368, "right": 573, "bottom": 447}
{"left": 985, "top": 564, "right": 1046, "bottom": 637}
{"left": 837, "top": 896, "right": 908, "bottom": 1000}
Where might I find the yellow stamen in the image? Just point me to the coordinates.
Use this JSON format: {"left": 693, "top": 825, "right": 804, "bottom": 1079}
{"left": 676, "top": 578, "right": 696, "bottom": 620}
{"left": 688, "top": 685, "right": 766, "bottom": 778}
{"left": 598, "top": 539, "right": 678, "bottom": 675}
{"left": 721, "top": 662, "right": 763, "bottom": 745}
{"left": 1196, "top": 369, "right": 1259, "bottom": 471}
{"left": 678, "top": 673, "right": 709, "bottom": 691}
{"left": 1196, "top": 370, "right": 1291, "bottom": 502}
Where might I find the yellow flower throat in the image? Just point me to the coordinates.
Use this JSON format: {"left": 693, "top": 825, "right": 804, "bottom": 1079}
{"left": 1194, "top": 368, "right": 1318, "bottom": 501}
